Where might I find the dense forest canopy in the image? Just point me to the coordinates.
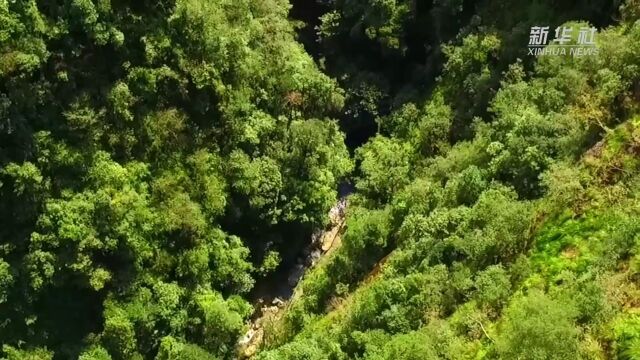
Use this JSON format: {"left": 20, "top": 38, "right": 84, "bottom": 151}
{"left": 1, "top": 0, "right": 640, "bottom": 359}
{"left": 0, "top": 0, "right": 352, "bottom": 358}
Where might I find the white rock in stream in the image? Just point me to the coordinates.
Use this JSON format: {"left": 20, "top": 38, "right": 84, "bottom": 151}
{"left": 308, "top": 249, "right": 322, "bottom": 266}
{"left": 287, "top": 263, "right": 305, "bottom": 287}
{"left": 238, "top": 328, "right": 255, "bottom": 346}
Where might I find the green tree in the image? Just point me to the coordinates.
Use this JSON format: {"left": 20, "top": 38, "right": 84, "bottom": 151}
{"left": 356, "top": 136, "right": 410, "bottom": 203}
{"left": 155, "top": 337, "right": 219, "bottom": 360}
{"left": 495, "top": 290, "right": 580, "bottom": 360}
{"left": 473, "top": 264, "right": 511, "bottom": 313}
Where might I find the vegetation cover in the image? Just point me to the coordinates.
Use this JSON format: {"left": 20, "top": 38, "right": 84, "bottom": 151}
{"left": 1, "top": 0, "right": 640, "bottom": 359}
{"left": 0, "top": 0, "right": 351, "bottom": 358}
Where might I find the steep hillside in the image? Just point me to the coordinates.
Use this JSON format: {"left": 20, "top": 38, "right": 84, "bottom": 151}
{"left": 257, "top": 3, "right": 640, "bottom": 359}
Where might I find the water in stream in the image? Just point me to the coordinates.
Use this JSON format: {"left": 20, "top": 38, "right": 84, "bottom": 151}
{"left": 237, "top": 187, "right": 351, "bottom": 357}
